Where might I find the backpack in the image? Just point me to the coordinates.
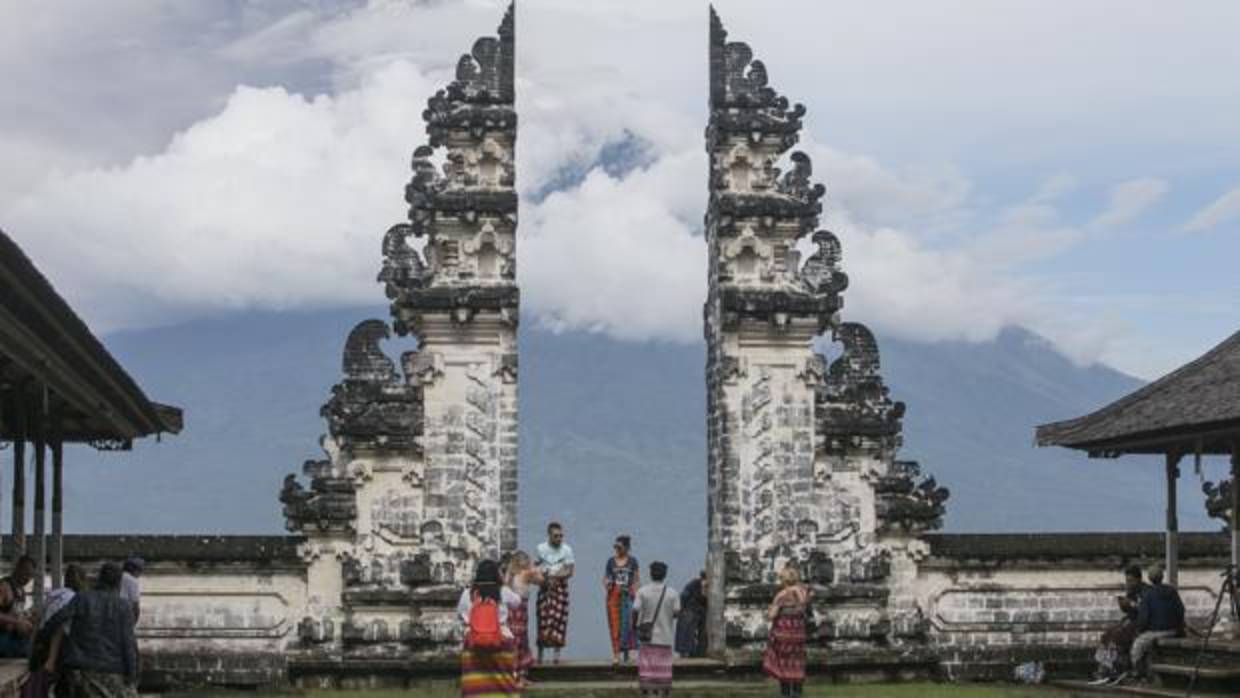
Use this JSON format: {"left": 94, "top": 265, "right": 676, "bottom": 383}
{"left": 466, "top": 591, "right": 504, "bottom": 650}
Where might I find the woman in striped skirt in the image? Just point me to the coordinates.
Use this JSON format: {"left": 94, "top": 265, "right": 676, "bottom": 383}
{"left": 763, "top": 563, "right": 811, "bottom": 698}
{"left": 458, "top": 560, "right": 522, "bottom": 697}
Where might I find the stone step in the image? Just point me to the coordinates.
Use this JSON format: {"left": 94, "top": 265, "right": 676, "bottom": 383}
{"left": 524, "top": 680, "right": 772, "bottom": 696}
{"left": 1053, "top": 678, "right": 1234, "bottom": 697}
{"left": 1150, "top": 662, "right": 1240, "bottom": 680}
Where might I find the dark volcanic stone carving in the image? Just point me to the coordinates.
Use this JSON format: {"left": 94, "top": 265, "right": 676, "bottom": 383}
{"left": 1203, "top": 478, "right": 1233, "bottom": 530}
{"left": 709, "top": 7, "right": 805, "bottom": 145}
{"left": 818, "top": 322, "right": 906, "bottom": 443}
{"left": 423, "top": 4, "right": 516, "bottom": 147}
{"left": 801, "top": 230, "right": 849, "bottom": 296}
{"left": 875, "top": 461, "right": 950, "bottom": 532}
{"left": 279, "top": 467, "right": 356, "bottom": 533}
{"left": 321, "top": 320, "right": 423, "bottom": 452}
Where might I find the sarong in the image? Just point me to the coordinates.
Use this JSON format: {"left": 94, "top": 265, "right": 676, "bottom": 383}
{"left": 509, "top": 598, "right": 534, "bottom": 671}
{"left": 675, "top": 606, "right": 705, "bottom": 656}
{"left": 460, "top": 646, "right": 521, "bottom": 697}
{"left": 762, "top": 612, "right": 807, "bottom": 682}
{"left": 536, "top": 580, "right": 569, "bottom": 649}
{"left": 64, "top": 670, "right": 137, "bottom": 698}
{"left": 638, "top": 644, "right": 674, "bottom": 689}
{"left": 606, "top": 585, "right": 637, "bottom": 653}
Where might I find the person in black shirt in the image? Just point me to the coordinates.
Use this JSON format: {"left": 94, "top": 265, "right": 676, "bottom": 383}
{"left": 1126, "top": 565, "right": 1185, "bottom": 683}
{"left": 1090, "top": 565, "right": 1146, "bottom": 684}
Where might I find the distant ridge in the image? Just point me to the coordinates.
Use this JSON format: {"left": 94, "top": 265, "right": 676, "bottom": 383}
{"left": 42, "top": 308, "right": 1233, "bottom": 659}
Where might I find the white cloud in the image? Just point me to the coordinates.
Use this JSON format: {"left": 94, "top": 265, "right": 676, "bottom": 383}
{"left": 1090, "top": 177, "right": 1169, "bottom": 230}
{"left": 523, "top": 155, "right": 705, "bottom": 342}
{"left": 1181, "top": 187, "right": 1240, "bottom": 233}
{"left": 3, "top": 0, "right": 1235, "bottom": 378}
{"left": 4, "top": 62, "right": 433, "bottom": 329}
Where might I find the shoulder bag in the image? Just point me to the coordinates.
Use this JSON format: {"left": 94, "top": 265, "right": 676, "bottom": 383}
{"left": 638, "top": 586, "right": 667, "bottom": 644}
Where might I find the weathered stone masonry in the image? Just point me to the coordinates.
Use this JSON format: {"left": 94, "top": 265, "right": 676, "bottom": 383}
{"left": 704, "top": 7, "right": 950, "bottom": 665}
{"left": 280, "top": 3, "right": 517, "bottom": 666}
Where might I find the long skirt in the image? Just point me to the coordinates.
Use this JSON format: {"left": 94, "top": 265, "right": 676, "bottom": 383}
{"left": 763, "top": 613, "right": 807, "bottom": 682}
{"left": 674, "top": 606, "right": 705, "bottom": 656}
{"left": 509, "top": 598, "right": 534, "bottom": 671}
{"left": 64, "top": 670, "right": 137, "bottom": 698}
{"left": 460, "top": 646, "right": 521, "bottom": 697}
{"left": 536, "top": 580, "right": 569, "bottom": 649}
{"left": 638, "top": 644, "right": 674, "bottom": 690}
{"left": 606, "top": 585, "right": 637, "bottom": 654}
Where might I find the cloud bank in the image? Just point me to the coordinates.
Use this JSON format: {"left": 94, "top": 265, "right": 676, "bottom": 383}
{"left": 4, "top": 0, "right": 1233, "bottom": 376}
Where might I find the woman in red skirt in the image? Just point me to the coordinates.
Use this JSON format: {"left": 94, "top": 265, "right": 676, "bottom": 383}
{"left": 763, "top": 563, "right": 811, "bottom": 697}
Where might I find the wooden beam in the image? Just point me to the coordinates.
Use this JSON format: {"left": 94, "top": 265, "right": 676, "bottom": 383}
{"left": 51, "top": 439, "right": 62, "bottom": 588}
{"left": 1165, "top": 452, "right": 1181, "bottom": 586}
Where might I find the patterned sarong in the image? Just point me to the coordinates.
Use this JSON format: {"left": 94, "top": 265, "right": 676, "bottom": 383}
{"left": 460, "top": 646, "right": 521, "bottom": 697}
{"left": 65, "top": 670, "right": 137, "bottom": 698}
{"left": 607, "top": 585, "right": 637, "bottom": 653}
{"left": 509, "top": 598, "right": 534, "bottom": 670}
{"left": 638, "top": 644, "right": 674, "bottom": 689}
{"left": 536, "top": 580, "right": 569, "bottom": 649}
{"left": 762, "top": 612, "right": 807, "bottom": 682}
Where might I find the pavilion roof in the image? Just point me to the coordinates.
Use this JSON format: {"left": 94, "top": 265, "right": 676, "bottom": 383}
{"left": 0, "top": 229, "right": 182, "bottom": 445}
{"left": 1036, "top": 330, "right": 1240, "bottom": 456}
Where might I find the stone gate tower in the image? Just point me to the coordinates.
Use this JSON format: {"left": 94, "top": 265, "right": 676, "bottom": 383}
{"left": 281, "top": 4, "right": 518, "bottom": 663}
{"left": 705, "top": 8, "right": 949, "bottom": 665}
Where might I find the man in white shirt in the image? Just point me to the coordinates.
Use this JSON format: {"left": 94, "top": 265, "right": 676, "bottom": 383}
{"left": 535, "top": 521, "right": 574, "bottom": 664}
{"left": 121, "top": 557, "right": 144, "bottom": 625}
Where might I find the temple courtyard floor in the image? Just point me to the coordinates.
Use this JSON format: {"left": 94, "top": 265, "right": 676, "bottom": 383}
{"left": 316, "top": 684, "right": 1070, "bottom": 697}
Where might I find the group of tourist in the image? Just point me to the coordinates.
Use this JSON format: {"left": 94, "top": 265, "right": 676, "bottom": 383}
{"left": 0, "top": 555, "right": 144, "bottom": 698}
{"left": 1090, "top": 563, "right": 1186, "bottom": 686}
{"left": 457, "top": 522, "right": 811, "bottom": 697}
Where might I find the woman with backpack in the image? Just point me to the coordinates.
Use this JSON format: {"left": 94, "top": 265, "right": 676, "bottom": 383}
{"left": 457, "top": 559, "right": 522, "bottom": 697}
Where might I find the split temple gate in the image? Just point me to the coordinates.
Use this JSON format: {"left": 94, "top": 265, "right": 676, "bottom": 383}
{"left": 3, "top": 4, "right": 1234, "bottom": 690}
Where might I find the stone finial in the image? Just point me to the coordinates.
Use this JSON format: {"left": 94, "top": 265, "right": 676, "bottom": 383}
{"left": 708, "top": 6, "right": 805, "bottom": 147}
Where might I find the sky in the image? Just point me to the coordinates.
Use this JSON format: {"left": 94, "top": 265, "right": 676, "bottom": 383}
{"left": 2, "top": 0, "right": 1239, "bottom": 378}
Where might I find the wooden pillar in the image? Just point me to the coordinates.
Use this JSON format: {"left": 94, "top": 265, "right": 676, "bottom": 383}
{"left": 1231, "top": 443, "right": 1239, "bottom": 571}
{"left": 1165, "top": 452, "right": 1181, "bottom": 586}
{"left": 51, "top": 440, "right": 63, "bottom": 588}
{"left": 10, "top": 405, "right": 25, "bottom": 560}
{"left": 32, "top": 427, "right": 45, "bottom": 605}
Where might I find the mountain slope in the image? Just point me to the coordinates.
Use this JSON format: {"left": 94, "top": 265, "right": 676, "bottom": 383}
{"left": 37, "top": 308, "right": 1232, "bottom": 658}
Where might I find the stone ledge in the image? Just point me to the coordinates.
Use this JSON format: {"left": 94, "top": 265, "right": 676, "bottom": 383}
{"left": 923, "top": 532, "right": 1229, "bottom": 568}
{"left": 1, "top": 534, "right": 304, "bottom": 567}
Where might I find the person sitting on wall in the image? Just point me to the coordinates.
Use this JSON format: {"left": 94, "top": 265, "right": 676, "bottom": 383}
{"left": 1121, "top": 565, "right": 1185, "bottom": 685}
{"left": 28, "top": 564, "right": 87, "bottom": 698}
{"left": 60, "top": 562, "right": 139, "bottom": 698}
{"left": 0, "top": 555, "right": 36, "bottom": 658}
{"left": 1089, "top": 564, "right": 1146, "bottom": 685}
